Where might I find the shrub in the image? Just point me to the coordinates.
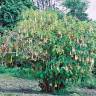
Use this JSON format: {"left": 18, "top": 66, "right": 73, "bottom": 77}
{"left": 4, "top": 9, "right": 96, "bottom": 92}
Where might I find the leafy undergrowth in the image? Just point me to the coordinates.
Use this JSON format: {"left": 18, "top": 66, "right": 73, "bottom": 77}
{"left": 80, "top": 76, "right": 96, "bottom": 89}
{"left": 0, "top": 66, "right": 38, "bottom": 80}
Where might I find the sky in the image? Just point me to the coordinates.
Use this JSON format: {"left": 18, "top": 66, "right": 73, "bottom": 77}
{"left": 87, "top": 0, "right": 96, "bottom": 20}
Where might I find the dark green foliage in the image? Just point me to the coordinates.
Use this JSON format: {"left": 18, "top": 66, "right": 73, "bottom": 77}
{"left": 0, "top": 26, "right": 7, "bottom": 36}
{"left": 0, "top": 0, "right": 3, "bottom": 5}
{"left": 63, "top": 0, "right": 89, "bottom": 21}
{"left": 0, "top": 0, "right": 36, "bottom": 27}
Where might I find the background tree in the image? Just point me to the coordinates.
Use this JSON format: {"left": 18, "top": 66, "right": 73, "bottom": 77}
{"left": 63, "top": 0, "right": 89, "bottom": 21}
{"left": 0, "top": 0, "right": 36, "bottom": 28}
{"left": 34, "top": 0, "right": 56, "bottom": 10}
{"left": 0, "top": 0, "right": 4, "bottom": 5}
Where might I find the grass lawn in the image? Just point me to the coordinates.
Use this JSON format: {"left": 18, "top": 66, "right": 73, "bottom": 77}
{"left": 0, "top": 66, "right": 37, "bottom": 80}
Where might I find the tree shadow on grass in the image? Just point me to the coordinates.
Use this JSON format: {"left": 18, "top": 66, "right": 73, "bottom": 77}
{"left": 0, "top": 88, "right": 41, "bottom": 94}
{"left": 0, "top": 88, "right": 78, "bottom": 96}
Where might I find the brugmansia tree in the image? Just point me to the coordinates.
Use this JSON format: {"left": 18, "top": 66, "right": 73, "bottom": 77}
{"left": 63, "top": 0, "right": 89, "bottom": 21}
{"left": 4, "top": 9, "right": 96, "bottom": 92}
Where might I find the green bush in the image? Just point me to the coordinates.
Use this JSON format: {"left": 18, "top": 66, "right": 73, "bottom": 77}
{"left": 4, "top": 9, "right": 96, "bottom": 92}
